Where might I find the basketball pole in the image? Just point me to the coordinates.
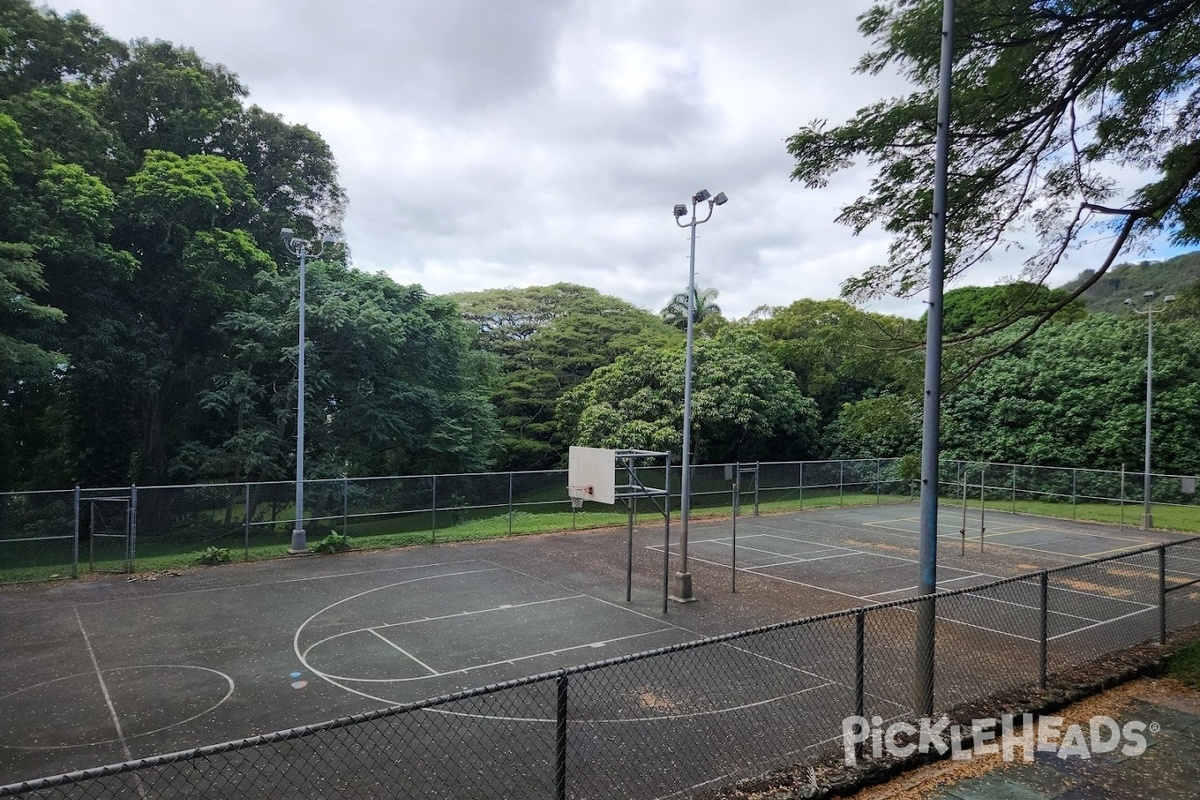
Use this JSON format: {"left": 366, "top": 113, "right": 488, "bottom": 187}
{"left": 916, "top": 0, "right": 954, "bottom": 718}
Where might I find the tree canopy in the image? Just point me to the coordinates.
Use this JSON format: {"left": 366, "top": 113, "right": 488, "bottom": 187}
{"left": 452, "top": 284, "right": 676, "bottom": 470}
{"left": 787, "top": 1, "right": 1200, "bottom": 350}
{"left": 558, "top": 328, "right": 821, "bottom": 464}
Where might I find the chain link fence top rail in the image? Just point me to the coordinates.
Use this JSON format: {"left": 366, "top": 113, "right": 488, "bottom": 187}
{"left": 5, "top": 458, "right": 1199, "bottom": 584}
{"left": 5, "top": 535, "right": 1199, "bottom": 800}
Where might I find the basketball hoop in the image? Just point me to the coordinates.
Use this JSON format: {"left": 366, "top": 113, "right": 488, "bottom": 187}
{"left": 567, "top": 485, "right": 592, "bottom": 510}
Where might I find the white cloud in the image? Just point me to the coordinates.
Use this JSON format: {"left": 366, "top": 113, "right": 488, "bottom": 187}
{"left": 46, "top": 0, "right": 1181, "bottom": 320}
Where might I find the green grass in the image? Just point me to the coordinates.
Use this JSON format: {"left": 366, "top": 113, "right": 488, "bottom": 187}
{"left": 1167, "top": 639, "right": 1200, "bottom": 689}
{"left": 6, "top": 489, "right": 1194, "bottom": 586}
{"left": 947, "top": 497, "right": 1200, "bottom": 533}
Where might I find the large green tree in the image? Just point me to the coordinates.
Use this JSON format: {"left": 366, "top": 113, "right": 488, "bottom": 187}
{"left": 453, "top": 284, "right": 676, "bottom": 470}
{"left": 750, "top": 298, "right": 917, "bottom": 424}
{"left": 177, "top": 262, "right": 500, "bottom": 482}
{"left": 942, "top": 315, "right": 1200, "bottom": 474}
{"left": 558, "top": 328, "right": 821, "bottom": 464}
{"left": 788, "top": 1, "right": 1200, "bottom": 368}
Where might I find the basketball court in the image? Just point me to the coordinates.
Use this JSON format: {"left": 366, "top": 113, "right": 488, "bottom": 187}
{"left": 1, "top": 472, "right": 1194, "bottom": 788}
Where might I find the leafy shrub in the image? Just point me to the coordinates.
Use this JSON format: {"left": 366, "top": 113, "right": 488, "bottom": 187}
{"left": 312, "top": 532, "right": 352, "bottom": 554}
{"left": 196, "top": 546, "right": 231, "bottom": 565}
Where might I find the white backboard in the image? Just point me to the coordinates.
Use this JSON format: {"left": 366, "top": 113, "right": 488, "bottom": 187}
{"left": 568, "top": 446, "right": 617, "bottom": 505}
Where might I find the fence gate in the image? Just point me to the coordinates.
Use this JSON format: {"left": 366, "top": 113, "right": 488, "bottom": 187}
{"left": 88, "top": 497, "right": 132, "bottom": 573}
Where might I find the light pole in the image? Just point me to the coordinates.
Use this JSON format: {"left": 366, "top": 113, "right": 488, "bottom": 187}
{"left": 281, "top": 227, "right": 334, "bottom": 553}
{"left": 671, "top": 188, "right": 727, "bottom": 602}
{"left": 1124, "top": 290, "right": 1174, "bottom": 530}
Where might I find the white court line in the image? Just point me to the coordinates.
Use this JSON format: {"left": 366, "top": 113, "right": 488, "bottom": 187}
{"left": 369, "top": 630, "right": 438, "bottom": 675}
{"left": 1047, "top": 606, "right": 1155, "bottom": 641}
{"left": 861, "top": 573, "right": 984, "bottom": 598}
{"left": 305, "top": 595, "right": 586, "bottom": 654}
{"left": 958, "top": 592, "right": 1102, "bottom": 623}
{"left": 75, "top": 608, "right": 133, "bottom": 761}
{"left": 321, "top": 628, "right": 673, "bottom": 683}
{"left": 76, "top": 607, "right": 149, "bottom": 800}
{"left": 371, "top": 595, "right": 585, "bottom": 632}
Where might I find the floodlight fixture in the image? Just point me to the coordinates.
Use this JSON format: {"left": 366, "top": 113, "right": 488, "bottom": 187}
{"left": 673, "top": 204, "right": 688, "bottom": 218}
{"left": 712, "top": 192, "right": 728, "bottom": 206}
{"left": 692, "top": 189, "right": 711, "bottom": 204}
{"left": 1144, "top": 290, "right": 1155, "bottom": 298}
{"left": 321, "top": 232, "right": 337, "bottom": 244}
{"left": 281, "top": 227, "right": 295, "bottom": 241}
{"left": 1123, "top": 299, "right": 1133, "bottom": 305}
{"left": 1165, "top": 295, "right": 1176, "bottom": 303}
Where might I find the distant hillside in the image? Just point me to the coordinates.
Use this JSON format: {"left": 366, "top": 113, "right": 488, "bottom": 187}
{"left": 1059, "top": 251, "right": 1200, "bottom": 313}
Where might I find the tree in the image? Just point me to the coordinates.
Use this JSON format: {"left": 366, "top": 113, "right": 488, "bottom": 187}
{"left": 660, "top": 286, "right": 724, "bottom": 332}
{"left": 178, "top": 262, "right": 501, "bottom": 482}
{"left": 558, "top": 328, "right": 820, "bottom": 464}
{"left": 750, "top": 298, "right": 918, "bottom": 424}
{"left": 453, "top": 284, "right": 676, "bottom": 469}
{"left": 787, "top": 1, "right": 1200, "bottom": 366}
{"left": 941, "top": 315, "right": 1200, "bottom": 475}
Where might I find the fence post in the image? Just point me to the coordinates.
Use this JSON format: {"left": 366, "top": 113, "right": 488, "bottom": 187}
{"left": 1038, "top": 571, "right": 1049, "bottom": 690}
{"left": 1071, "top": 469, "right": 1077, "bottom": 520}
{"left": 244, "top": 483, "right": 251, "bottom": 562}
{"left": 753, "top": 462, "right": 760, "bottom": 516}
{"left": 799, "top": 461, "right": 804, "bottom": 510}
{"left": 839, "top": 461, "right": 845, "bottom": 507}
{"left": 128, "top": 484, "right": 138, "bottom": 572}
{"left": 731, "top": 480, "right": 738, "bottom": 594}
{"left": 1159, "top": 545, "right": 1167, "bottom": 645}
{"left": 876, "top": 458, "right": 881, "bottom": 504}
{"left": 854, "top": 609, "right": 865, "bottom": 762}
{"left": 1011, "top": 464, "right": 1016, "bottom": 513}
{"left": 342, "top": 477, "right": 349, "bottom": 536}
{"left": 1120, "top": 464, "right": 1126, "bottom": 531}
{"left": 72, "top": 486, "right": 80, "bottom": 578}
{"left": 554, "top": 673, "right": 569, "bottom": 800}
{"left": 431, "top": 475, "right": 437, "bottom": 544}
{"left": 508, "top": 472, "right": 514, "bottom": 535}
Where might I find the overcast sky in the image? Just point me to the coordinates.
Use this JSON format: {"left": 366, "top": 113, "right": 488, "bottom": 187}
{"left": 45, "top": 0, "right": 1185, "bottom": 320}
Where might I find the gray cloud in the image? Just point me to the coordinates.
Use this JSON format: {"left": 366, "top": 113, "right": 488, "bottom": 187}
{"left": 47, "top": 0, "right": 1178, "bottom": 320}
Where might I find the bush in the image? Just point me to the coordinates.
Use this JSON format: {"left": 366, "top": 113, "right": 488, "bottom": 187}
{"left": 312, "top": 532, "right": 352, "bottom": 554}
{"left": 196, "top": 546, "right": 231, "bottom": 566}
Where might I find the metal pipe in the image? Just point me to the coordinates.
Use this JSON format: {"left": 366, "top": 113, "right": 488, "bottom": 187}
{"left": 916, "top": 0, "right": 956, "bottom": 717}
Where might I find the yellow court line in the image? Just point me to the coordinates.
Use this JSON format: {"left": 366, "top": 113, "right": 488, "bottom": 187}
{"left": 972, "top": 526, "right": 1042, "bottom": 537}
{"left": 863, "top": 517, "right": 921, "bottom": 527}
{"left": 1082, "top": 544, "right": 1145, "bottom": 559}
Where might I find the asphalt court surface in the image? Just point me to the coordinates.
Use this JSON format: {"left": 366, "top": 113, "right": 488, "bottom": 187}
{"left": 657, "top": 504, "right": 1188, "bottom": 645}
{"left": 1, "top": 502, "right": 1192, "bottom": 786}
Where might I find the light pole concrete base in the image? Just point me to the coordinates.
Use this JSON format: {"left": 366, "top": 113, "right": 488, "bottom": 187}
{"left": 289, "top": 528, "right": 308, "bottom": 554}
{"left": 670, "top": 572, "right": 696, "bottom": 603}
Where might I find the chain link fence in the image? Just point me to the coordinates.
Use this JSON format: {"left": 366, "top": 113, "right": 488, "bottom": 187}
{"left": 5, "top": 458, "right": 1199, "bottom": 583}
{"left": 4, "top": 535, "right": 1198, "bottom": 799}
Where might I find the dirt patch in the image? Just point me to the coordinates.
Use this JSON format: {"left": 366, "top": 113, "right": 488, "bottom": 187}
{"left": 845, "top": 540, "right": 919, "bottom": 557}
{"left": 637, "top": 689, "right": 679, "bottom": 713}
{"left": 1060, "top": 577, "right": 1133, "bottom": 598}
